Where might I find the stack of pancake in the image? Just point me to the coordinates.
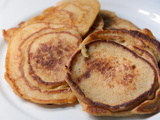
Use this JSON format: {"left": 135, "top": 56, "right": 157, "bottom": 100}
{"left": 3, "top": 0, "right": 160, "bottom": 116}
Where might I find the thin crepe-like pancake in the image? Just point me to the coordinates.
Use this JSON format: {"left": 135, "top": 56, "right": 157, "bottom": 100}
{"left": 66, "top": 40, "right": 159, "bottom": 115}
{"left": 3, "top": 0, "right": 100, "bottom": 41}
{"left": 5, "top": 22, "right": 82, "bottom": 104}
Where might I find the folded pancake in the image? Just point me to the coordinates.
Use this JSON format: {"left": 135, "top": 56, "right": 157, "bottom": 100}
{"left": 5, "top": 22, "right": 82, "bottom": 104}
{"left": 3, "top": 0, "right": 100, "bottom": 41}
{"left": 66, "top": 40, "right": 159, "bottom": 115}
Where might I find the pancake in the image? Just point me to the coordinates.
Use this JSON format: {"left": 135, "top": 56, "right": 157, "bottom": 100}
{"left": 78, "top": 29, "right": 160, "bottom": 115}
{"left": 3, "top": 0, "right": 100, "bottom": 41}
{"left": 66, "top": 40, "right": 159, "bottom": 115}
{"left": 79, "top": 46, "right": 160, "bottom": 116}
{"left": 5, "top": 22, "right": 82, "bottom": 104}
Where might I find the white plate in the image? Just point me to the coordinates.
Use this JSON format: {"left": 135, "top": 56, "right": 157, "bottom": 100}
{"left": 0, "top": 0, "right": 160, "bottom": 120}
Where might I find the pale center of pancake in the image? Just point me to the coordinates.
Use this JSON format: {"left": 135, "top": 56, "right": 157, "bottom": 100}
{"left": 28, "top": 33, "right": 77, "bottom": 83}
{"left": 72, "top": 41, "right": 155, "bottom": 106}
{"left": 83, "top": 57, "right": 139, "bottom": 91}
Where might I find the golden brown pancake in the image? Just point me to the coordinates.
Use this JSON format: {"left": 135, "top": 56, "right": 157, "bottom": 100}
{"left": 78, "top": 29, "right": 160, "bottom": 115}
{"left": 66, "top": 40, "right": 159, "bottom": 116}
{"left": 3, "top": 0, "right": 100, "bottom": 41}
{"left": 79, "top": 45, "right": 160, "bottom": 116}
{"left": 5, "top": 22, "right": 82, "bottom": 104}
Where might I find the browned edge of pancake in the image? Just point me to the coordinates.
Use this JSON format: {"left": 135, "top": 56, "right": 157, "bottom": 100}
{"left": 66, "top": 39, "right": 158, "bottom": 112}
